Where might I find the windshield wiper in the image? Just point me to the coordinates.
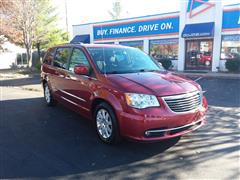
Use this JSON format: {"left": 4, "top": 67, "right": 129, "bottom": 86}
{"left": 139, "top": 69, "right": 160, "bottom": 72}
{"left": 106, "top": 71, "right": 122, "bottom": 74}
{"left": 139, "top": 69, "right": 148, "bottom": 72}
{"left": 106, "top": 69, "right": 161, "bottom": 74}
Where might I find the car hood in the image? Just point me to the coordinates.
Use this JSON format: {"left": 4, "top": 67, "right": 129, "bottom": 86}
{"left": 107, "top": 71, "right": 199, "bottom": 97}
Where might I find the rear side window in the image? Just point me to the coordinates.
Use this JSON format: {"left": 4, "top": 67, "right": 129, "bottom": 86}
{"left": 43, "top": 48, "right": 55, "bottom": 65}
{"left": 69, "top": 48, "right": 90, "bottom": 72}
{"left": 53, "top": 48, "right": 71, "bottom": 69}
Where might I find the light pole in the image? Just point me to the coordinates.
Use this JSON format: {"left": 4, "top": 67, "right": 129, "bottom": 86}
{"left": 65, "top": 0, "right": 69, "bottom": 41}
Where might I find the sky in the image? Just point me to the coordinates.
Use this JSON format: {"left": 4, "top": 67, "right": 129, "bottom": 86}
{"left": 52, "top": 0, "right": 240, "bottom": 36}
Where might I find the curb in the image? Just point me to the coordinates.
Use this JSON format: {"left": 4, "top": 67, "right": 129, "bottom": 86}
{"left": 21, "top": 86, "right": 42, "bottom": 92}
{"left": 0, "top": 73, "right": 40, "bottom": 79}
{"left": 3, "top": 85, "right": 42, "bottom": 92}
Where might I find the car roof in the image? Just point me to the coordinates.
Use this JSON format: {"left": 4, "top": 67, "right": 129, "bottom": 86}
{"left": 53, "top": 43, "right": 131, "bottom": 49}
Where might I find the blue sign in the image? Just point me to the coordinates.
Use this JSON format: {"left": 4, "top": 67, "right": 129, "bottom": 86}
{"left": 222, "top": 9, "right": 240, "bottom": 30}
{"left": 119, "top": 41, "right": 143, "bottom": 47}
{"left": 93, "top": 16, "right": 179, "bottom": 40}
{"left": 222, "top": 34, "right": 240, "bottom": 41}
{"left": 182, "top": 22, "right": 214, "bottom": 38}
{"left": 149, "top": 38, "right": 178, "bottom": 45}
{"left": 70, "top": 34, "right": 90, "bottom": 44}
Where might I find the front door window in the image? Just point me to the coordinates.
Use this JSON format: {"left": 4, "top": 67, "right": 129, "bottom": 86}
{"left": 185, "top": 39, "right": 213, "bottom": 70}
{"left": 69, "top": 48, "right": 90, "bottom": 72}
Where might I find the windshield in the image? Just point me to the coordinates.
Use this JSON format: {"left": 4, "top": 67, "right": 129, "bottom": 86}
{"left": 87, "top": 47, "right": 164, "bottom": 74}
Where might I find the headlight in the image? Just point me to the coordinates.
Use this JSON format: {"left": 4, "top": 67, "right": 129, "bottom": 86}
{"left": 125, "top": 93, "right": 160, "bottom": 109}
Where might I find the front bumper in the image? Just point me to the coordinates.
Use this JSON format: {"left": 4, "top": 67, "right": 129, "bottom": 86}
{"left": 144, "top": 116, "right": 205, "bottom": 139}
{"left": 119, "top": 113, "right": 206, "bottom": 141}
{"left": 117, "top": 96, "right": 208, "bottom": 141}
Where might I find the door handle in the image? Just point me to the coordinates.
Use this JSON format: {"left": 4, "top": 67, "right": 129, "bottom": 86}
{"left": 65, "top": 74, "right": 71, "bottom": 79}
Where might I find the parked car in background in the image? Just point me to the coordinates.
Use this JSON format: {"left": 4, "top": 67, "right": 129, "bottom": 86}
{"left": 197, "top": 52, "right": 212, "bottom": 66}
{"left": 41, "top": 44, "right": 208, "bottom": 144}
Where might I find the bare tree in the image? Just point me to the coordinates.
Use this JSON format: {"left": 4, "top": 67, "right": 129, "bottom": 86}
{"left": 108, "top": 0, "right": 122, "bottom": 20}
{"left": 0, "top": 1, "right": 23, "bottom": 45}
{"left": 0, "top": 0, "right": 35, "bottom": 66}
{"left": 0, "top": 0, "right": 59, "bottom": 67}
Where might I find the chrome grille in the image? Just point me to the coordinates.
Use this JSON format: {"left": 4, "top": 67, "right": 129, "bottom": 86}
{"left": 163, "top": 91, "right": 201, "bottom": 113}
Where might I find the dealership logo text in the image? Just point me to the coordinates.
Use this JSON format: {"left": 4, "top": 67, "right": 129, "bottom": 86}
{"left": 96, "top": 22, "right": 173, "bottom": 36}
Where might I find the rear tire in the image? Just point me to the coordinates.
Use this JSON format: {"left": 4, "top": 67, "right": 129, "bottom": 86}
{"left": 44, "top": 83, "right": 55, "bottom": 106}
{"left": 94, "top": 102, "right": 121, "bottom": 144}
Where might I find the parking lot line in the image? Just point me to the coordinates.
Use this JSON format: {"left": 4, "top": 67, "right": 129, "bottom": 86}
{"left": 194, "top": 77, "right": 203, "bottom": 82}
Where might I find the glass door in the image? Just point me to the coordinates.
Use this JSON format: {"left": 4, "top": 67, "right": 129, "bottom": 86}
{"left": 185, "top": 39, "right": 213, "bottom": 71}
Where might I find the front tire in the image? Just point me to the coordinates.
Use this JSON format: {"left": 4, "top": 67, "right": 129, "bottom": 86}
{"left": 94, "top": 102, "right": 121, "bottom": 144}
{"left": 44, "top": 83, "right": 55, "bottom": 106}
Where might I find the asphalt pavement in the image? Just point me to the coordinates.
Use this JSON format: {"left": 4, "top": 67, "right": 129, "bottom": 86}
{"left": 0, "top": 76, "right": 239, "bottom": 179}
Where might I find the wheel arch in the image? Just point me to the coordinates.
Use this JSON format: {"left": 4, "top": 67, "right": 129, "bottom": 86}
{"left": 42, "top": 78, "right": 47, "bottom": 88}
{"left": 91, "top": 98, "right": 119, "bottom": 116}
{"left": 90, "top": 87, "right": 124, "bottom": 113}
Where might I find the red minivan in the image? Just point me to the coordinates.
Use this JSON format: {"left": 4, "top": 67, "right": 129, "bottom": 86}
{"left": 41, "top": 44, "right": 208, "bottom": 144}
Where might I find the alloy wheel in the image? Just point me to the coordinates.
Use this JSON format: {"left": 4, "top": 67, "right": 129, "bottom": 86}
{"left": 96, "top": 109, "right": 113, "bottom": 139}
{"left": 44, "top": 84, "right": 51, "bottom": 104}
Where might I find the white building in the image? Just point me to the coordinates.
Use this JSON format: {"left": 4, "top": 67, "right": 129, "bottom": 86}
{"left": 0, "top": 41, "right": 26, "bottom": 69}
{"left": 72, "top": 1, "right": 240, "bottom": 72}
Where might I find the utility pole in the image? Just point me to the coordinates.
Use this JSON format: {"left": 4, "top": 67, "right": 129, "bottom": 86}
{"left": 65, "top": 0, "right": 69, "bottom": 41}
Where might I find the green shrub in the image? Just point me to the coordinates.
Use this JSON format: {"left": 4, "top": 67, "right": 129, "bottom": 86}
{"left": 35, "top": 62, "right": 42, "bottom": 71}
{"left": 225, "top": 59, "right": 240, "bottom": 72}
{"left": 161, "top": 59, "right": 172, "bottom": 70}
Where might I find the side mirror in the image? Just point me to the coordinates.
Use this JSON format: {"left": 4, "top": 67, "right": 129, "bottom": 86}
{"left": 74, "top": 64, "right": 90, "bottom": 76}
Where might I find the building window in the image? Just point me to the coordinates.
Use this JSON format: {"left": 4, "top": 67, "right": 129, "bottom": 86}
{"left": 149, "top": 38, "right": 178, "bottom": 61}
{"left": 185, "top": 39, "right": 213, "bottom": 70}
{"left": 16, "top": 53, "right": 28, "bottom": 65}
{"left": 119, "top": 40, "right": 143, "bottom": 50}
{"left": 221, "top": 35, "right": 240, "bottom": 60}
